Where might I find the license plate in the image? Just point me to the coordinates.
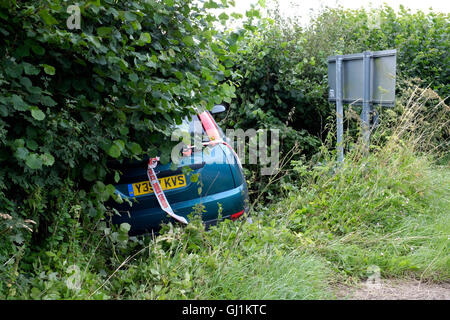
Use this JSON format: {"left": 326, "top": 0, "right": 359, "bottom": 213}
{"left": 128, "top": 174, "right": 187, "bottom": 197}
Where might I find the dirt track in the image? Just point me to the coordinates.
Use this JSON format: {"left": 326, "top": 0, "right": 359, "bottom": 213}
{"left": 335, "top": 279, "right": 450, "bottom": 300}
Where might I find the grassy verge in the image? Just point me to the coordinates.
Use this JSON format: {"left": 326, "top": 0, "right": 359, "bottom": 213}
{"left": 98, "top": 148, "right": 448, "bottom": 299}
{"left": 275, "top": 155, "right": 449, "bottom": 284}
{"left": 45, "top": 144, "right": 448, "bottom": 299}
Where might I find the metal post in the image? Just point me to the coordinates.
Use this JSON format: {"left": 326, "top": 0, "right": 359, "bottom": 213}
{"left": 336, "top": 56, "right": 344, "bottom": 163}
{"left": 362, "top": 51, "right": 372, "bottom": 151}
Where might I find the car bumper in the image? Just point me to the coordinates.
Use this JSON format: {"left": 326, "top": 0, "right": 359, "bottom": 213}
{"left": 112, "top": 183, "right": 249, "bottom": 235}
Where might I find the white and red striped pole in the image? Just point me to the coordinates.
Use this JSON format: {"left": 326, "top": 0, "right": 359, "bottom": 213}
{"left": 147, "top": 157, "right": 188, "bottom": 225}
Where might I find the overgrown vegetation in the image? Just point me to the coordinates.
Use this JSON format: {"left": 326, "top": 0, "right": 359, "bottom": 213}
{"left": 0, "top": 0, "right": 236, "bottom": 285}
{"left": 2, "top": 80, "right": 447, "bottom": 299}
{"left": 0, "top": 0, "right": 449, "bottom": 299}
{"left": 222, "top": 3, "right": 449, "bottom": 200}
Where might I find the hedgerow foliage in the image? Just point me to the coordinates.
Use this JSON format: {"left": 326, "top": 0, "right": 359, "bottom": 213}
{"left": 225, "top": 3, "right": 449, "bottom": 150}
{"left": 0, "top": 0, "right": 236, "bottom": 263}
{"left": 219, "top": 4, "right": 448, "bottom": 200}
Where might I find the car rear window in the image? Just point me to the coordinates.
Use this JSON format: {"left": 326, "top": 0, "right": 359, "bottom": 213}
{"left": 176, "top": 115, "right": 209, "bottom": 143}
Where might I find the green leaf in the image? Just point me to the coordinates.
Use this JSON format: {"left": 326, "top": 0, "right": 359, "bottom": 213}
{"left": 41, "top": 153, "right": 55, "bottom": 166}
{"left": 14, "top": 147, "right": 29, "bottom": 160}
{"left": 42, "top": 64, "right": 56, "bottom": 75}
{"left": 20, "top": 77, "right": 32, "bottom": 89}
{"left": 106, "top": 184, "right": 116, "bottom": 196}
{"left": 124, "top": 11, "right": 137, "bottom": 22}
{"left": 137, "top": 32, "right": 152, "bottom": 46}
{"left": 174, "top": 71, "right": 183, "bottom": 80}
{"left": 219, "top": 13, "right": 229, "bottom": 21}
{"left": 131, "top": 21, "right": 142, "bottom": 31}
{"left": 120, "top": 223, "right": 131, "bottom": 233}
{"left": 11, "top": 95, "right": 29, "bottom": 111}
{"left": 30, "top": 107, "right": 45, "bottom": 121}
{"left": 12, "top": 233, "right": 24, "bottom": 244}
{"left": 114, "top": 171, "right": 120, "bottom": 183}
{"left": 114, "top": 140, "right": 125, "bottom": 151}
{"left": 14, "top": 45, "right": 30, "bottom": 59}
{"left": 117, "top": 233, "right": 128, "bottom": 242}
{"left": 128, "top": 73, "right": 138, "bottom": 82}
{"left": 190, "top": 173, "right": 199, "bottom": 183}
{"left": 26, "top": 139, "right": 38, "bottom": 151}
{"left": 107, "top": 144, "right": 121, "bottom": 158}
{"left": 97, "top": 27, "right": 113, "bottom": 37}
{"left": 5, "top": 63, "right": 22, "bottom": 78}
{"left": 40, "top": 95, "right": 57, "bottom": 107}
{"left": 182, "top": 36, "right": 195, "bottom": 46}
{"left": 31, "top": 44, "right": 45, "bottom": 56}
{"left": 23, "top": 63, "right": 40, "bottom": 76}
{"left": 119, "top": 127, "right": 129, "bottom": 135}
{"left": 39, "top": 9, "right": 58, "bottom": 25}
{"left": 25, "top": 153, "right": 43, "bottom": 170}
{"left": 13, "top": 139, "right": 25, "bottom": 148}
{"left": 129, "top": 142, "right": 142, "bottom": 155}
{"left": 83, "top": 164, "right": 97, "bottom": 181}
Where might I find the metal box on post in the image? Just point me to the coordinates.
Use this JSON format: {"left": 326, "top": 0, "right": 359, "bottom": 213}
{"left": 327, "top": 49, "right": 397, "bottom": 161}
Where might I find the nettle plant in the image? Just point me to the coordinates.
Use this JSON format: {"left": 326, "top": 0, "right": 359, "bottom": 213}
{"left": 0, "top": 0, "right": 237, "bottom": 250}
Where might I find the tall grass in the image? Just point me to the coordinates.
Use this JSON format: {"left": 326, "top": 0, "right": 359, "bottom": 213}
{"left": 264, "top": 80, "right": 450, "bottom": 282}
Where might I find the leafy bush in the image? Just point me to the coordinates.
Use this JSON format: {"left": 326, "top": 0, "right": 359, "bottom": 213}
{"left": 304, "top": 4, "right": 449, "bottom": 97}
{"left": 0, "top": 0, "right": 236, "bottom": 292}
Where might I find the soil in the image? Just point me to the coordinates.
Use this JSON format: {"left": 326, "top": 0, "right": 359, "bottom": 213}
{"left": 334, "top": 279, "right": 450, "bottom": 300}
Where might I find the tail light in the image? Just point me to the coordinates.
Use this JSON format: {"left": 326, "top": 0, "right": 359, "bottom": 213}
{"left": 231, "top": 210, "right": 245, "bottom": 221}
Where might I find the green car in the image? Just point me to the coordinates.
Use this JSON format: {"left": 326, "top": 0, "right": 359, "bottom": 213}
{"left": 108, "top": 106, "right": 249, "bottom": 235}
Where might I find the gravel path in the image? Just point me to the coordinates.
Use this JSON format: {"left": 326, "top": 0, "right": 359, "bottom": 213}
{"left": 335, "top": 279, "right": 450, "bottom": 300}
